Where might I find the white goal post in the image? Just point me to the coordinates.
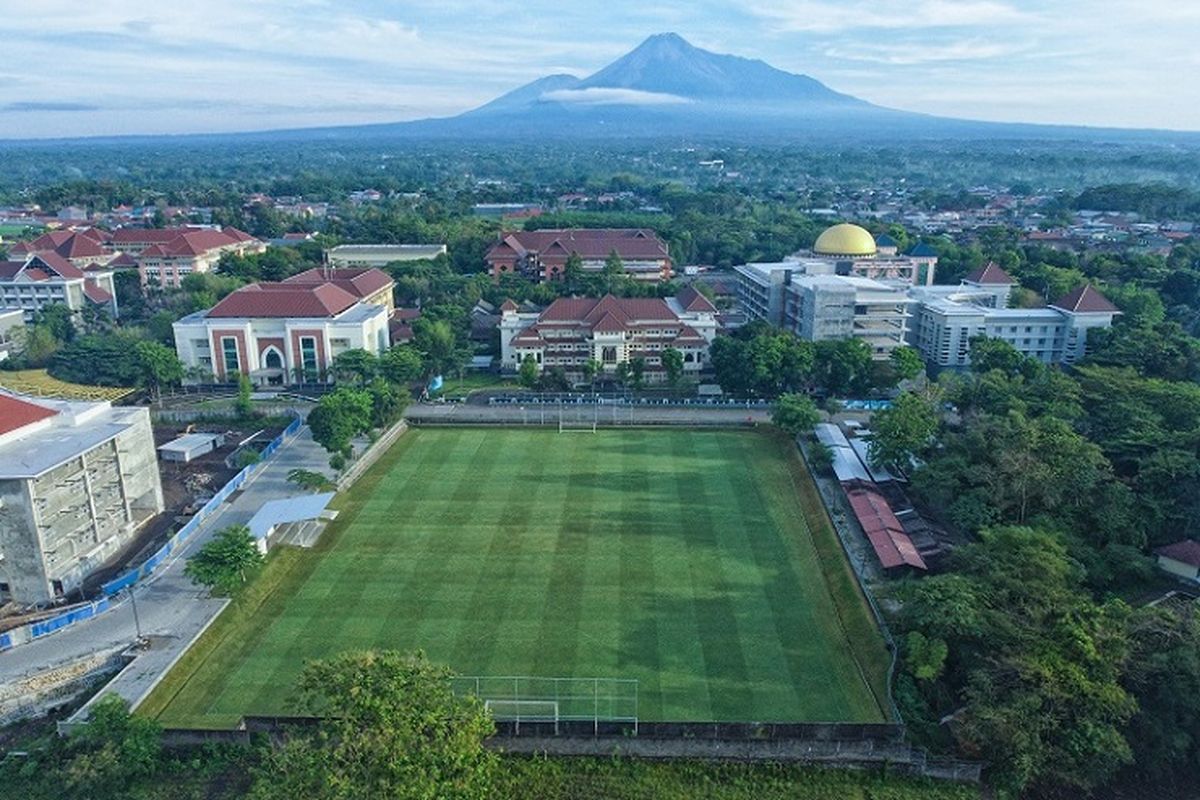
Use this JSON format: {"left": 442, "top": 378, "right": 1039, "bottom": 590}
{"left": 484, "top": 699, "right": 560, "bottom": 733}
{"left": 558, "top": 403, "right": 598, "bottom": 433}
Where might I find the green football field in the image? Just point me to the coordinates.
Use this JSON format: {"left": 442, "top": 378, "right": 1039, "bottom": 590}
{"left": 147, "top": 427, "right": 889, "bottom": 728}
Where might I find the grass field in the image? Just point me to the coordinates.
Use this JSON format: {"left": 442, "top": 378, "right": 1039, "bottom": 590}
{"left": 146, "top": 427, "right": 889, "bottom": 728}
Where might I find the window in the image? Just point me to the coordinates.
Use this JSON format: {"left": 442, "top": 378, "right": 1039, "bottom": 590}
{"left": 263, "top": 349, "right": 283, "bottom": 369}
{"left": 221, "top": 337, "right": 240, "bottom": 374}
{"left": 602, "top": 346, "right": 617, "bottom": 364}
{"left": 300, "top": 336, "right": 319, "bottom": 374}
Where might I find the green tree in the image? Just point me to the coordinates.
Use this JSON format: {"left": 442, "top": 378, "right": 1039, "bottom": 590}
{"left": 889, "top": 346, "right": 925, "bottom": 382}
{"left": 868, "top": 391, "right": 939, "bottom": 471}
{"left": 249, "top": 650, "right": 495, "bottom": 800}
{"left": 367, "top": 377, "right": 408, "bottom": 428}
{"left": 629, "top": 356, "right": 647, "bottom": 390}
{"left": 661, "top": 346, "right": 684, "bottom": 388}
{"left": 63, "top": 694, "right": 162, "bottom": 799}
{"left": 601, "top": 249, "right": 625, "bottom": 294}
{"left": 812, "top": 338, "right": 873, "bottom": 396}
{"left": 134, "top": 340, "right": 183, "bottom": 401}
{"left": 184, "top": 524, "right": 264, "bottom": 595}
{"left": 772, "top": 393, "right": 821, "bottom": 437}
{"left": 582, "top": 358, "right": 601, "bottom": 387}
{"left": 287, "top": 468, "right": 335, "bottom": 493}
{"left": 563, "top": 252, "right": 583, "bottom": 292}
{"left": 235, "top": 372, "right": 254, "bottom": 416}
{"left": 414, "top": 318, "right": 467, "bottom": 379}
{"left": 518, "top": 354, "right": 539, "bottom": 389}
{"left": 307, "top": 387, "right": 374, "bottom": 455}
{"left": 331, "top": 348, "right": 378, "bottom": 386}
{"left": 380, "top": 344, "right": 424, "bottom": 385}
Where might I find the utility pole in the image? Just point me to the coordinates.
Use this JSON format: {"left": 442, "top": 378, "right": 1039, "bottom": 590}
{"left": 129, "top": 588, "right": 143, "bottom": 643}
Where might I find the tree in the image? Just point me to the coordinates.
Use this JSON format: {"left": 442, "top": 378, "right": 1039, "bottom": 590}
{"left": 367, "top": 377, "right": 408, "bottom": 428}
{"left": 812, "top": 338, "right": 873, "bottom": 396}
{"left": 332, "top": 349, "right": 378, "bottom": 386}
{"left": 184, "top": 524, "right": 264, "bottom": 595}
{"left": 287, "top": 468, "right": 334, "bottom": 493}
{"left": 380, "top": 344, "right": 424, "bottom": 385}
{"left": 413, "top": 318, "right": 467, "bottom": 379}
{"left": 563, "top": 252, "right": 583, "bottom": 292}
{"left": 868, "top": 391, "right": 939, "bottom": 471}
{"left": 63, "top": 694, "right": 162, "bottom": 798}
{"left": 235, "top": 372, "right": 254, "bottom": 417}
{"left": 629, "top": 356, "right": 646, "bottom": 390}
{"left": 582, "top": 358, "right": 600, "bottom": 387}
{"left": 249, "top": 651, "right": 495, "bottom": 800}
{"left": 615, "top": 360, "right": 632, "bottom": 386}
{"left": 307, "top": 387, "right": 374, "bottom": 456}
{"left": 134, "top": 340, "right": 183, "bottom": 401}
{"left": 772, "top": 393, "right": 820, "bottom": 437}
{"left": 600, "top": 249, "right": 625, "bottom": 294}
{"left": 661, "top": 346, "right": 684, "bottom": 388}
{"left": 518, "top": 354, "right": 539, "bottom": 389}
{"left": 889, "top": 346, "right": 924, "bottom": 382}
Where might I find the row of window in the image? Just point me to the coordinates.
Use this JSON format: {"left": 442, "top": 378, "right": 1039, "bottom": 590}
{"left": 219, "top": 336, "right": 319, "bottom": 374}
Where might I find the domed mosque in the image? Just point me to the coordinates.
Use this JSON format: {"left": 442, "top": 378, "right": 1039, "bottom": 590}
{"left": 812, "top": 223, "right": 878, "bottom": 259}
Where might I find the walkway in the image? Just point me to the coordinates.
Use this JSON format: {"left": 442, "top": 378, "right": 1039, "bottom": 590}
{"left": 0, "top": 427, "right": 330, "bottom": 716}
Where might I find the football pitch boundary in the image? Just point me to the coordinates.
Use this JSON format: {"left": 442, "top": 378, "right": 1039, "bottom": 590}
{"left": 140, "top": 425, "right": 892, "bottom": 729}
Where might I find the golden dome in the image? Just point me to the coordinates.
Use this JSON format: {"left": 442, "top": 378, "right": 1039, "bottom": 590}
{"left": 813, "top": 223, "right": 877, "bottom": 258}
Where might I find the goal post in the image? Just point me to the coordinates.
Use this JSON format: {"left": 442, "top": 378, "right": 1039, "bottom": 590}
{"left": 452, "top": 676, "right": 638, "bottom": 734}
{"left": 558, "top": 402, "right": 598, "bottom": 433}
{"left": 484, "top": 699, "right": 560, "bottom": 733}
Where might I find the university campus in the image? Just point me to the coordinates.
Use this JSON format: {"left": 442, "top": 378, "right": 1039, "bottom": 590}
{"left": 1, "top": 17, "right": 1199, "bottom": 800}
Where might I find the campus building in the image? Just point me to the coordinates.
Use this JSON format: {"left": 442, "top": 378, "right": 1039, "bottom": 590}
{"left": 325, "top": 244, "right": 447, "bottom": 268}
{"left": 173, "top": 267, "right": 394, "bottom": 385}
{"left": 499, "top": 289, "right": 718, "bottom": 383}
{"left": 909, "top": 262, "right": 1119, "bottom": 367}
{"left": 485, "top": 229, "right": 672, "bottom": 283}
{"left": 0, "top": 393, "right": 163, "bottom": 605}
{"left": 0, "top": 252, "right": 117, "bottom": 321}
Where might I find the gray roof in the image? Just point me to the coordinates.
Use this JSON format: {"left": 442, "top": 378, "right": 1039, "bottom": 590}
{"left": 0, "top": 402, "right": 146, "bottom": 479}
{"left": 247, "top": 492, "right": 336, "bottom": 540}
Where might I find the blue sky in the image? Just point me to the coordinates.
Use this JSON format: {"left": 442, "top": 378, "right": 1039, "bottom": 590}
{"left": 0, "top": 0, "right": 1196, "bottom": 138}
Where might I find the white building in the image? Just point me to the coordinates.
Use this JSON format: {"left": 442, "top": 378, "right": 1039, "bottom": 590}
{"left": 0, "top": 252, "right": 117, "bottom": 321}
{"left": 325, "top": 244, "right": 447, "bottom": 268}
{"left": 0, "top": 393, "right": 163, "bottom": 605}
{"left": 173, "top": 268, "right": 394, "bottom": 385}
{"left": 909, "top": 262, "right": 1119, "bottom": 368}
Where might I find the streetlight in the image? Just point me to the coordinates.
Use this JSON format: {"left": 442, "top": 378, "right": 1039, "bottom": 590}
{"left": 129, "top": 587, "right": 143, "bottom": 644}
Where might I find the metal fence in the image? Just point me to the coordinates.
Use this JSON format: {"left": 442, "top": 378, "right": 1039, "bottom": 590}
{"left": 0, "top": 414, "right": 303, "bottom": 653}
{"left": 487, "top": 392, "right": 771, "bottom": 409}
{"left": 451, "top": 676, "right": 639, "bottom": 735}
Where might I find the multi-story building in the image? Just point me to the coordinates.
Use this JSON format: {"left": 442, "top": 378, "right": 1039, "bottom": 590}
{"left": 0, "top": 393, "right": 163, "bottom": 605}
{"left": 0, "top": 252, "right": 117, "bottom": 321}
{"left": 173, "top": 267, "right": 394, "bottom": 385}
{"left": 785, "top": 275, "right": 914, "bottom": 358}
{"left": 500, "top": 289, "right": 718, "bottom": 383}
{"left": 909, "top": 263, "right": 1119, "bottom": 367}
{"left": 325, "top": 244, "right": 447, "bottom": 268}
{"left": 0, "top": 307, "right": 23, "bottom": 361}
{"left": 132, "top": 227, "right": 264, "bottom": 289}
{"left": 486, "top": 229, "right": 672, "bottom": 283}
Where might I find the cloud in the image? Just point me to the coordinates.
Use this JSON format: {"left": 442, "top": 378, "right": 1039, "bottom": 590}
{"left": 0, "top": 101, "right": 99, "bottom": 113}
{"left": 823, "top": 39, "right": 1023, "bottom": 65}
{"left": 540, "top": 88, "right": 693, "bottom": 106}
{"left": 748, "top": 0, "right": 1028, "bottom": 33}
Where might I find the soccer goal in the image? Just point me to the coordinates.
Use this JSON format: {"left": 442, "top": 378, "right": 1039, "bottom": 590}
{"left": 558, "top": 403, "right": 598, "bottom": 433}
{"left": 484, "top": 699, "right": 560, "bottom": 733}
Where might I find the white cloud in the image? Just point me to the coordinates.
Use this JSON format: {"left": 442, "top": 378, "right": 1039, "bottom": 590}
{"left": 749, "top": 0, "right": 1028, "bottom": 33}
{"left": 540, "top": 88, "right": 692, "bottom": 106}
{"left": 823, "top": 39, "right": 1023, "bottom": 65}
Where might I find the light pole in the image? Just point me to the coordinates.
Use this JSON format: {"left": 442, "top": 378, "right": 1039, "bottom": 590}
{"left": 129, "top": 587, "right": 143, "bottom": 643}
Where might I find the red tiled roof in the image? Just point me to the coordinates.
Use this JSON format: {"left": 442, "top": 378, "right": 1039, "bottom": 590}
{"left": 284, "top": 267, "right": 393, "bottom": 300}
{"left": 539, "top": 295, "right": 678, "bottom": 325}
{"left": 846, "top": 487, "right": 927, "bottom": 570}
{"left": 83, "top": 282, "right": 113, "bottom": 304}
{"left": 499, "top": 299, "right": 519, "bottom": 312}
{"left": 0, "top": 261, "right": 24, "bottom": 279}
{"left": 676, "top": 286, "right": 717, "bottom": 313}
{"left": 1155, "top": 539, "right": 1200, "bottom": 568}
{"left": 1051, "top": 284, "right": 1120, "bottom": 314}
{"left": 486, "top": 228, "right": 669, "bottom": 264}
{"left": 964, "top": 261, "right": 1016, "bottom": 285}
{"left": 109, "top": 227, "right": 192, "bottom": 245}
{"left": 0, "top": 394, "right": 58, "bottom": 436}
{"left": 207, "top": 282, "right": 360, "bottom": 318}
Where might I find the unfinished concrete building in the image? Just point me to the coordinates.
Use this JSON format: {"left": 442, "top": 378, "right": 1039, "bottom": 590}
{"left": 0, "top": 393, "right": 163, "bottom": 605}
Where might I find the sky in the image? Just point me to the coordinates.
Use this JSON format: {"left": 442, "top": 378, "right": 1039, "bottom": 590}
{"left": 0, "top": 0, "right": 1197, "bottom": 139}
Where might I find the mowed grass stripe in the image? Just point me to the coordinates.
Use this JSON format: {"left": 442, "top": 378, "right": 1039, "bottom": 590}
{"left": 149, "top": 427, "right": 886, "bottom": 727}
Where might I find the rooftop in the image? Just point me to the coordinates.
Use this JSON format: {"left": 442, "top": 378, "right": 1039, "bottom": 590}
{"left": 0, "top": 395, "right": 147, "bottom": 479}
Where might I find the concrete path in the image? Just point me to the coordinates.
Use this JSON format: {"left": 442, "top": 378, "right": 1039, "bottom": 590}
{"left": 0, "top": 427, "right": 331, "bottom": 717}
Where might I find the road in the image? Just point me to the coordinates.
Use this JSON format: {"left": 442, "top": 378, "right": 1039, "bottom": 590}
{"left": 0, "top": 426, "right": 330, "bottom": 716}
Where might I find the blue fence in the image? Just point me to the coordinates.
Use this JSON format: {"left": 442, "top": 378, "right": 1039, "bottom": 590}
{"left": 0, "top": 414, "right": 303, "bottom": 653}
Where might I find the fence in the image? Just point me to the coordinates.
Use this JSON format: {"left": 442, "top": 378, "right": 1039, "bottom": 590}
{"left": 451, "top": 676, "right": 639, "bottom": 735}
{"left": 487, "top": 392, "right": 772, "bottom": 409}
{"left": 0, "top": 414, "right": 303, "bottom": 653}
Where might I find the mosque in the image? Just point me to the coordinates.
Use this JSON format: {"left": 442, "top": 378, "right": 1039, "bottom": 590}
{"left": 801, "top": 222, "right": 938, "bottom": 286}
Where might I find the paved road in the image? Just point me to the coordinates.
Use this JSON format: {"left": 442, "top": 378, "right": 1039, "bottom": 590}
{"left": 406, "top": 402, "right": 772, "bottom": 426}
{"left": 0, "top": 427, "right": 330, "bottom": 716}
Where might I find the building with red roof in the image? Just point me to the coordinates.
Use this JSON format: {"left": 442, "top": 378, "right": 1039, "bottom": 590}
{"left": 0, "top": 252, "right": 118, "bottom": 320}
{"left": 172, "top": 268, "right": 394, "bottom": 385}
{"left": 499, "top": 291, "right": 717, "bottom": 383}
{"left": 1155, "top": 540, "right": 1200, "bottom": 582}
{"left": 485, "top": 229, "right": 672, "bottom": 283}
{"left": 132, "top": 226, "right": 264, "bottom": 289}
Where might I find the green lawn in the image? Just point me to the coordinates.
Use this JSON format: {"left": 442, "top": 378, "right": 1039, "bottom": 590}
{"left": 146, "top": 427, "right": 888, "bottom": 728}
